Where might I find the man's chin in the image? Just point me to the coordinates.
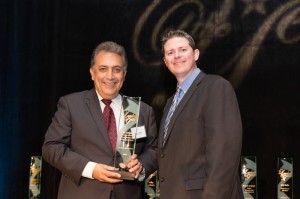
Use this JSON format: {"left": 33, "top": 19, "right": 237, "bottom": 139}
{"left": 103, "top": 92, "right": 118, "bottom": 99}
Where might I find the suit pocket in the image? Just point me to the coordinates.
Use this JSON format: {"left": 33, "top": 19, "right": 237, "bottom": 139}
{"left": 185, "top": 177, "right": 206, "bottom": 190}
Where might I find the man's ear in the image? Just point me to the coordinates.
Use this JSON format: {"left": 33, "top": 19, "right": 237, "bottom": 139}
{"left": 89, "top": 67, "right": 94, "bottom": 80}
{"left": 194, "top": 49, "right": 200, "bottom": 61}
{"left": 163, "top": 57, "right": 167, "bottom": 65}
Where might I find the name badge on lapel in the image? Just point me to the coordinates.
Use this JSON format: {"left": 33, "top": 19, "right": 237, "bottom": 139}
{"left": 131, "top": 126, "right": 146, "bottom": 139}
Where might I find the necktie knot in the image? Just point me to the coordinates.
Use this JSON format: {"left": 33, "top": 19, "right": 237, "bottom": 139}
{"left": 102, "top": 99, "right": 112, "bottom": 106}
{"left": 175, "top": 86, "right": 182, "bottom": 100}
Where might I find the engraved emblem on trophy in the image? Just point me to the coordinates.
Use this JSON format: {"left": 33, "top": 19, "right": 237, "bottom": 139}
{"left": 145, "top": 171, "right": 159, "bottom": 199}
{"left": 241, "top": 156, "right": 257, "bottom": 199}
{"left": 114, "top": 96, "right": 141, "bottom": 180}
{"left": 277, "top": 157, "right": 293, "bottom": 199}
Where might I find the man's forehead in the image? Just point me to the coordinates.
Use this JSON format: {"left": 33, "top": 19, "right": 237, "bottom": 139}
{"left": 165, "top": 37, "right": 189, "bottom": 47}
{"left": 95, "top": 52, "right": 123, "bottom": 65}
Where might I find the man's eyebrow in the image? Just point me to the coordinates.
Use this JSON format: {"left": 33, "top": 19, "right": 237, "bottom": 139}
{"left": 97, "top": 65, "right": 124, "bottom": 69}
{"left": 98, "top": 65, "right": 121, "bottom": 67}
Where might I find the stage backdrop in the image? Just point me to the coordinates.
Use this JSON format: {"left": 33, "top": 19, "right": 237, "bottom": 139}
{"left": 1, "top": 0, "right": 300, "bottom": 198}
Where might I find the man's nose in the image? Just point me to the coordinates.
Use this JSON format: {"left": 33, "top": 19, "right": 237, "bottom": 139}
{"left": 106, "top": 69, "right": 115, "bottom": 79}
{"left": 174, "top": 51, "right": 181, "bottom": 58}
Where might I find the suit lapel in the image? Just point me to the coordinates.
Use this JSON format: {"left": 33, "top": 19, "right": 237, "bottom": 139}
{"left": 161, "top": 72, "right": 206, "bottom": 147}
{"left": 85, "top": 89, "right": 113, "bottom": 152}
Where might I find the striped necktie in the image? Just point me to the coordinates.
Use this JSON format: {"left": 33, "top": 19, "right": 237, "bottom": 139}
{"left": 163, "top": 87, "right": 182, "bottom": 144}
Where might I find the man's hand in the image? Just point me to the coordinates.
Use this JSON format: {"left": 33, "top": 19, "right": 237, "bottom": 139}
{"left": 124, "top": 154, "right": 143, "bottom": 179}
{"left": 92, "top": 164, "right": 122, "bottom": 183}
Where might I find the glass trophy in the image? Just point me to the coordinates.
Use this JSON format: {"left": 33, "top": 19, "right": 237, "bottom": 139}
{"left": 28, "top": 156, "right": 42, "bottom": 199}
{"left": 145, "top": 171, "right": 159, "bottom": 199}
{"left": 277, "top": 157, "right": 293, "bottom": 199}
{"left": 241, "top": 156, "right": 257, "bottom": 199}
{"left": 114, "top": 96, "right": 141, "bottom": 180}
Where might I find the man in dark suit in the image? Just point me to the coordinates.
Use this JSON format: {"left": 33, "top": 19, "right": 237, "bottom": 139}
{"left": 42, "top": 41, "right": 158, "bottom": 199}
{"left": 158, "top": 29, "right": 244, "bottom": 198}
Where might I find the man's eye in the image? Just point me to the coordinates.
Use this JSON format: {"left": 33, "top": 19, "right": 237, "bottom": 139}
{"left": 113, "top": 68, "right": 121, "bottom": 73}
{"left": 99, "top": 68, "right": 107, "bottom": 72}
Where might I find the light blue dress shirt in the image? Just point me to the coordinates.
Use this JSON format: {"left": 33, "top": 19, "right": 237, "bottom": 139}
{"left": 176, "top": 68, "right": 201, "bottom": 105}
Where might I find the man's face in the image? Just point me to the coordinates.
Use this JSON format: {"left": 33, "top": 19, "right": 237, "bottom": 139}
{"left": 90, "top": 51, "right": 126, "bottom": 99}
{"left": 163, "top": 37, "right": 199, "bottom": 83}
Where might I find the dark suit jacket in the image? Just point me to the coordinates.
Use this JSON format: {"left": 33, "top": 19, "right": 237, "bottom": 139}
{"left": 42, "top": 88, "right": 158, "bottom": 199}
{"left": 158, "top": 72, "right": 244, "bottom": 199}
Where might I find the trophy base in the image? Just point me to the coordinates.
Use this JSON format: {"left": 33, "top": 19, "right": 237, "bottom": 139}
{"left": 114, "top": 170, "right": 135, "bottom": 181}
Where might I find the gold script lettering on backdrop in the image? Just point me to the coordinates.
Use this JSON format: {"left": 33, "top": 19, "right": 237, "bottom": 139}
{"left": 132, "top": 0, "right": 300, "bottom": 88}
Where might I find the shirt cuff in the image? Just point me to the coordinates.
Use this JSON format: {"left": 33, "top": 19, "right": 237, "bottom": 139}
{"left": 82, "top": 161, "right": 96, "bottom": 179}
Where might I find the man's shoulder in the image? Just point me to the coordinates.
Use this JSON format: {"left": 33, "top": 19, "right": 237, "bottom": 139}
{"left": 62, "top": 89, "right": 94, "bottom": 99}
{"left": 140, "top": 101, "right": 152, "bottom": 109}
{"left": 204, "top": 73, "right": 225, "bottom": 81}
{"left": 135, "top": 101, "right": 154, "bottom": 114}
{"left": 202, "top": 74, "right": 230, "bottom": 86}
{"left": 199, "top": 74, "right": 236, "bottom": 96}
{"left": 58, "top": 89, "right": 96, "bottom": 106}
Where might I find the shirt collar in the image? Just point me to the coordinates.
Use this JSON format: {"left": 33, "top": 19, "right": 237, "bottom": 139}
{"left": 178, "top": 68, "right": 201, "bottom": 94}
{"left": 95, "top": 91, "right": 122, "bottom": 107}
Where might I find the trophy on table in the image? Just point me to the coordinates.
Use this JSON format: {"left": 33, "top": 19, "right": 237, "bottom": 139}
{"left": 28, "top": 156, "right": 42, "bottom": 199}
{"left": 241, "top": 156, "right": 257, "bottom": 199}
{"left": 114, "top": 96, "right": 141, "bottom": 180}
{"left": 277, "top": 157, "right": 293, "bottom": 199}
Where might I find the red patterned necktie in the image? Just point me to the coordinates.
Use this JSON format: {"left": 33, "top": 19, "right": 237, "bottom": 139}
{"left": 102, "top": 99, "right": 117, "bottom": 152}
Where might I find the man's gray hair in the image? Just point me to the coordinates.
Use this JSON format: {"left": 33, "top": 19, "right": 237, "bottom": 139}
{"left": 90, "top": 41, "right": 128, "bottom": 71}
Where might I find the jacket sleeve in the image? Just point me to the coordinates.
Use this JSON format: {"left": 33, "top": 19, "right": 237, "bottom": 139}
{"left": 137, "top": 104, "right": 158, "bottom": 177}
{"left": 202, "top": 77, "right": 243, "bottom": 198}
{"left": 42, "top": 96, "right": 89, "bottom": 185}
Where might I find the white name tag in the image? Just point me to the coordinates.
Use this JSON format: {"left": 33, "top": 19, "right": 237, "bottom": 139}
{"left": 131, "top": 126, "right": 147, "bottom": 139}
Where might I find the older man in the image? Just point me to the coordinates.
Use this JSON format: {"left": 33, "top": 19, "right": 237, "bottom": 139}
{"left": 42, "top": 41, "right": 158, "bottom": 199}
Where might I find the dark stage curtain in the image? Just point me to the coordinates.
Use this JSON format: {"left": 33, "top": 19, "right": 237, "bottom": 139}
{"left": 0, "top": 0, "right": 66, "bottom": 198}
{"left": 1, "top": 0, "right": 300, "bottom": 198}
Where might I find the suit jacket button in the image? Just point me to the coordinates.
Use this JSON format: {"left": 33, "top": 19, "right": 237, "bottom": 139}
{"left": 160, "top": 177, "right": 165, "bottom": 182}
{"left": 160, "top": 153, "right": 164, "bottom": 158}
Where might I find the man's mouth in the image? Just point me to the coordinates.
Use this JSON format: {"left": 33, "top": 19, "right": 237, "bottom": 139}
{"left": 173, "top": 61, "right": 184, "bottom": 65}
{"left": 104, "top": 81, "right": 116, "bottom": 87}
